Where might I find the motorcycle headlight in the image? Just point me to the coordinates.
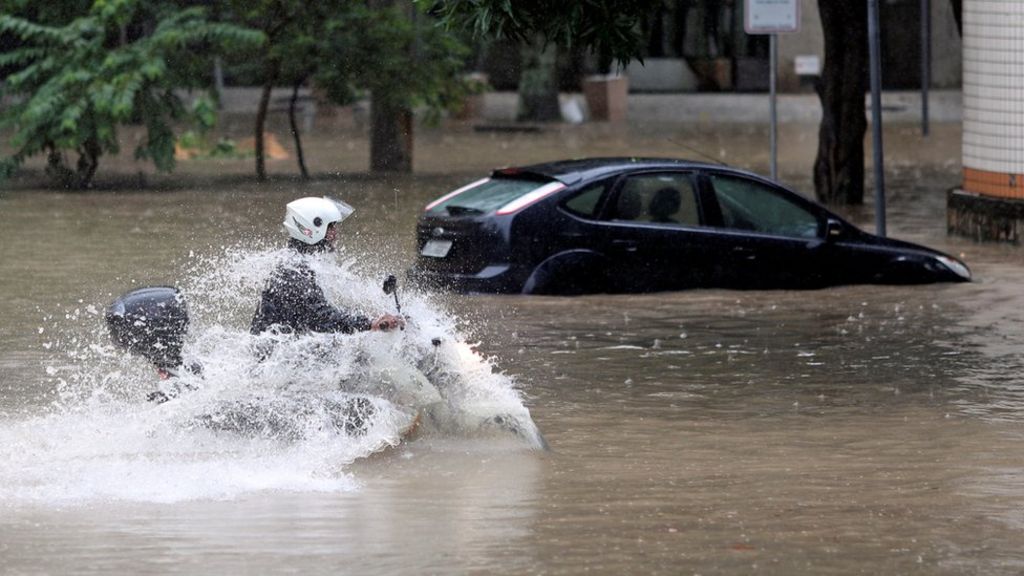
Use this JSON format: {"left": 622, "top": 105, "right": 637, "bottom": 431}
{"left": 935, "top": 255, "right": 971, "bottom": 280}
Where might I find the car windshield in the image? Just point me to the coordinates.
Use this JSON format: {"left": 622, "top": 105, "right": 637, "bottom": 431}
{"left": 426, "top": 177, "right": 557, "bottom": 216}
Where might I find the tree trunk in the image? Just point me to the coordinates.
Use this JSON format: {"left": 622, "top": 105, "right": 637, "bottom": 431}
{"left": 76, "top": 137, "right": 101, "bottom": 189}
{"left": 518, "top": 38, "right": 561, "bottom": 122}
{"left": 370, "top": 96, "right": 413, "bottom": 172}
{"left": 368, "top": 0, "right": 414, "bottom": 173}
{"left": 813, "top": 0, "right": 868, "bottom": 205}
{"left": 289, "top": 79, "right": 310, "bottom": 180}
{"left": 45, "top": 148, "right": 75, "bottom": 189}
{"left": 255, "top": 78, "right": 274, "bottom": 181}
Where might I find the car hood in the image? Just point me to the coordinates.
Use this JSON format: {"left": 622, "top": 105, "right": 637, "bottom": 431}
{"left": 844, "top": 227, "right": 971, "bottom": 279}
{"left": 852, "top": 229, "right": 952, "bottom": 257}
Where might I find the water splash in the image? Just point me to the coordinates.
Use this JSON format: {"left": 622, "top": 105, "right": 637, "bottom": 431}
{"left": 0, "top": 245, "right": 544, "bottom": 504}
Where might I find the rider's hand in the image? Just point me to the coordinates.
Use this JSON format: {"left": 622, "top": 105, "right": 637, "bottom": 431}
{"left": 372, "top": 313, "right": 405, "bottom": 332}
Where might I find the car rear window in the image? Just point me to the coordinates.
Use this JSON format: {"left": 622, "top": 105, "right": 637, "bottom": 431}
{"left": 562, "top": 180, "right": 611, "bottom": 218}
{"left": 425, "top": 177, "right": 562, "bottom": 216}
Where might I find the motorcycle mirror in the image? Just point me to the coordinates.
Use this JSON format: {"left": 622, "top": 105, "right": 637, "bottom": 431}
{"left": 383, "top": 274, "right": 402, "bottom": 315}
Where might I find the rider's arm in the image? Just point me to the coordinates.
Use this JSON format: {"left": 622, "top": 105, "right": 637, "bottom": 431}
{"left": 311, "top": 297, "right": 372, "bottom": 334}
{"left": 291, "top": 268, "right": 372, "bottom": 334}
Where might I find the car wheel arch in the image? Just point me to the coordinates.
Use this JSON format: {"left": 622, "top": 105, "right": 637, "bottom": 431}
{"left": 522, "top": 249, "right": 609, "bottom": 295}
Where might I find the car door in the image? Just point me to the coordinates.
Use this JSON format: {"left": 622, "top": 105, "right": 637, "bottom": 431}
{"left": 587, "top": 171, "right": 717, "bottom": 292}
{"left": 700, "top": 171, "right": 829, "bottom": 289}
{"left": 536, "top": 176, "right": 615, "bottom": 263}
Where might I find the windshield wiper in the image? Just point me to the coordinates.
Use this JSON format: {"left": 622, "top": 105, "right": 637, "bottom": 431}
{"left": 445, "top": 205, "right": 485, "bottom": 216}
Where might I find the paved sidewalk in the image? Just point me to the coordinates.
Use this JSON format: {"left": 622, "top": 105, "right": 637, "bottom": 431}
{"left": 478, "top": 90, "right": 962, "bottom": 125}
{"left": 215, "top": 87, "right": 962, "bottom": 126}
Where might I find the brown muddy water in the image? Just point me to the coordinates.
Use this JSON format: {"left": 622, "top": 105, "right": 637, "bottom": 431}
{"left": 2, "top": 123, "right": 1024, "bottom": 574}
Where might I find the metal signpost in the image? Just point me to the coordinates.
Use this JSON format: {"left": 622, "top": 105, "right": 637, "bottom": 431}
{"left": 867, "top": 0, "right": 887, "bottom": 237}
{"left": 921, "top": 0, "right": 930, "bottom": 137}
{"left": 745, "top": 0, "right": 800, "bottom": 182}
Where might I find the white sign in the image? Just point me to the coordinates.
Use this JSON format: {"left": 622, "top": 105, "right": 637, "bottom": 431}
{"left": 794, "top": 55, "right": 821, "bottom": 76}
{"left": 745, "top": 0, "right": 800, "bottom": 34}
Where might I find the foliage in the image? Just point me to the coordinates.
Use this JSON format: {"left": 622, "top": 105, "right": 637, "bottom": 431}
{"left": 316, "top": 4, "right": 475, "bottom": 122}
{"left": 221, "top": 1, "right": 475, "bottom": 177}
{"left": 177, "top": 95, "right": 247, "bottom": 159}
{"left": 0, "top": 0, "right": 94, "bottom": 26}
{"left": 177, "top": 130, "right": 251, "bottom": 159}
{"left": 220, "top": 0, "right": 328, "bottom": 82}
{"left": 427, "top": 0, "right": 659, "bottom": 72}
{"left": 219, "top": 0, "right": 355, "bottom": 179}
{"left": 0, "top": 0, "right": 263, "bottom": 188}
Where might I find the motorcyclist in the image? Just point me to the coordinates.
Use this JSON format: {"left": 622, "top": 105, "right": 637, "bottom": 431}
{"left": 250, "top": 196, "right": 404, "bottom": 337}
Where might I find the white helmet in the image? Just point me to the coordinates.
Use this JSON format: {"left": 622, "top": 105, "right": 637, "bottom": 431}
{"left": 283, "top": 196, "right": 354, "bottom": 245}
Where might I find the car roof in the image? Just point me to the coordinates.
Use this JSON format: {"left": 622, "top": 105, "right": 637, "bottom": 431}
{"left": 494, "top": 157, "right": 755, "bottom": 186}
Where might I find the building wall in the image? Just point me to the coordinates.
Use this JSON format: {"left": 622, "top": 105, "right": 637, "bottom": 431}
{"left": 962, "top": 0, "right": 1024, "bottom": 199}
{"left": 777, "top": 0, "right": 824, "bottom": 92}
{"left": 773, "top": 0, "right": 961, "bottom": 92}
{"left": 591, "top": 0, "right": 960, "bottom": 94}
{"left": 931, "top": 0, "right": 964, "bottom": 87}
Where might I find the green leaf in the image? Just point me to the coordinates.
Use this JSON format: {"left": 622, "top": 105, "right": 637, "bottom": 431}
{"left": 0, "top": 0, "right": 262, "bottom": 187}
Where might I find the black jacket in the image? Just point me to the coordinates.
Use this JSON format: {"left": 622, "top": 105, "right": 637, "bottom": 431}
{"left": 250, "top": 258, "right": 371, "bottom": 335}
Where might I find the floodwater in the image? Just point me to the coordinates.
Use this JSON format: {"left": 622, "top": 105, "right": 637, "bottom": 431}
{"left": 3, "top": 122, "right": 1024, "bottom": 574}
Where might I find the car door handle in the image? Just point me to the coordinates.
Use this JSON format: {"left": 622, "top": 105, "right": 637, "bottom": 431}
{"left": 612, "top": 239, "right": 638, "bottom": 252}
{"left": 732, "top": 246, "right": 757, "bottom": 260}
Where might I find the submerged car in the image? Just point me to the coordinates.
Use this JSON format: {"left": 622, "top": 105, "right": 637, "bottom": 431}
{"left": 409, "top": 158, "right": 971, "bottom": 295}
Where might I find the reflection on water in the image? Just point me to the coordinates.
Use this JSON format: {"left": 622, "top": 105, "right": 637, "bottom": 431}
{"left": 2, "top": 125, "right": 1024, "bottom": 573}
{"left": 0, "top": 441, "right": 543, "bottom": 574}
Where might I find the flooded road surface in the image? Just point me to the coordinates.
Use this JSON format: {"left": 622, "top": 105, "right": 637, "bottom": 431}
{"left": 3, "top": 124, "right": 1024, "bottom": 574}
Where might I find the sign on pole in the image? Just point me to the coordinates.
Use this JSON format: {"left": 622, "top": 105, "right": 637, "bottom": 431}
{"left": 745, "top": 0, "right": 800, "bottom": 34}
{"left": 744, "top": 0, "right": 800, "bottom": 181}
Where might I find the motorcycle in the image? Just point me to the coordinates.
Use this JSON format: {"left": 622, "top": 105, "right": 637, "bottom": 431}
{"left": 104, "top": 278, "right": 549, "bottom": 452}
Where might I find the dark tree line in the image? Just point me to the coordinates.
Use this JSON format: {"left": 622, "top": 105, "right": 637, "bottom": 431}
{"left": 0, "top": 0, "right": 473, "bottom": 188}
{"left": 2, "top": 0, "right": 965, "bottom": 199}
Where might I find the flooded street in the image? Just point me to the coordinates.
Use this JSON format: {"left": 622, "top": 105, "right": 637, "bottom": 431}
{"left": 3, "top": 122, "right": 1024, "bottom": 574}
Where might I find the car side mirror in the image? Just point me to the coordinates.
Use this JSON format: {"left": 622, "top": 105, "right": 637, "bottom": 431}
{"left": 825, "top": 219, "right": 845, "bottom": 241}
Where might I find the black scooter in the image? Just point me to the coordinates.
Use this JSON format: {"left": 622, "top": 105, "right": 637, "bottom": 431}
{"left": 104, "top": 278, "right": 548, "bottom": 450}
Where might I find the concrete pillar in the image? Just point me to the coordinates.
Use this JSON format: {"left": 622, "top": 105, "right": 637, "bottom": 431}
{"left": 949, "top": 0, "right": 1024, "bottom": 242}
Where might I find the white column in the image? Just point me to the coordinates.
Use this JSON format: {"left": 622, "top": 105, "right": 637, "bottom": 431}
{"left": 962, "top": 0, "right": 1024, "bottom": 198}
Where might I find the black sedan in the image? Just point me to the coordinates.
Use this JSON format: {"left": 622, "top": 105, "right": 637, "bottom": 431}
{"left": 409, "top": 158, "right": 971, "bottom": 295}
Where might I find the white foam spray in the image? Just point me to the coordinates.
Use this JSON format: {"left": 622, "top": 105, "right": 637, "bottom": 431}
{"left": 0, "top": 244, "right": 544, "bottom": 505}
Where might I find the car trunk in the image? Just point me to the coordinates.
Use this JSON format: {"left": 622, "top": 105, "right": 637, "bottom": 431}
{"left": 414, "top": 215, "right": 508, "bottom": 275}
{"left": 413, "top": 175, "right": 566, "bottom": 277}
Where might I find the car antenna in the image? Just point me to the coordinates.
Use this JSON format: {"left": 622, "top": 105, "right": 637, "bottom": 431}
{"left": 666, "top": 137, "right": 731, "bottom": 167}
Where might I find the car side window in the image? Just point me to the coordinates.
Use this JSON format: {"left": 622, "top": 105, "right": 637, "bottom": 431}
{"left": 562, "top": 180, "right": 610, "bottom": 219}
{"left": 611, "top": 173, "right": 699, "bottom": 226}
{"left": 709, "top": 174, "right": 821, "bottom": 238}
